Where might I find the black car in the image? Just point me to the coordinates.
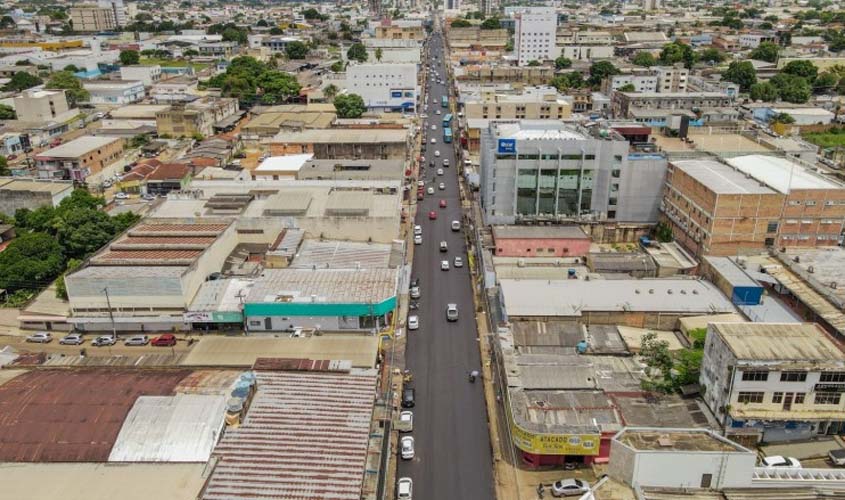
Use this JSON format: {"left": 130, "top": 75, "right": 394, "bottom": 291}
{"left": 402, "top": 387, "right": 416, "bottom": 408}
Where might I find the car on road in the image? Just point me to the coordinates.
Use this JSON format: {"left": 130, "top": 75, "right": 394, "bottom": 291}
{"left": 124, "top": 335, "right": 149, "bottom": 346}
{"left": 436, "top": 109, "right": 441, "bottom": 115}
{"left": 400, "top": 436, "right": 415, "bottom": 460}
{"left": 92, "top": 336, "right": 116, "bottom": 347}
{"left": 439, "top": 199, "right": 447, "bottom": 208}
{"left": 151, "top": 334, "right": 177, "bottom": 346}
{"left": 59, "top": 333, "right": 84, "bottom": 345}
{"left": 417, "top": 180, "right": 424, "bottom": 187}
{"left": 761, "top": 456, "right": 802, "bottom": 469}
{"left": 443, "top": 159, "right": 449, "bottom": 167}
{"left": 437, "top": 168, "right": 444, "bottom": 176}
{"left": 115, "top": 192, "right": 129, "bottom": 200}
{"left": 414, "top": 225, "right": 422, "bottom": 235}
{"left": 414, "top": 234, "right": 423, "bottom": 245}
{"left": 428, "top": 210, "right": 437, "bottom": 220}
{"left": 431, "top": 124, "right": 436, "bottom": 130}
{"left": 398, "top": 410, "right": 414, "bottom": 432}
{"left": 434, "top": 150, "right": 440, "bottom": 157}
{"left": 142, "top": 193, "right": 156, "bottom": 201}
{"left": 430, "top": 138, "right": 436, "bottom": 144}
{"left": 407, "top": 315, "right": 419, "bottom": 330}
{"left": 397, "top": 477, "right": 413, "bottom": 499}
{"left": 454, "top": 256, "right": 463, "bottom": 267}
{"left": 103, "top": 179, "right": 113, "bottom": 188}
{"left": 402, "top": 387, "right": 416, "bottom": 408}
{"left": 551, "top": 478, "right": 590, "bottom": 497}
{"left": 446, "top": 303, "right": 458, "bottom": 321}
{"left": 410, "top": 285, "right": 421, "bottom": 299}
{"left": 438, "top": 182, "right": 446, "bottom": 190}
{"left": 25, "top": 332, "right": 52, "bottom": 343}
{"left": 440, "top": 241, "right": 448, "bottom": 252}
{"left": 451, "top": 220, "right": 461, "bottom": 231}
{"left": 441, "top": 259, "right": 450, "bottom": 270}
{"left": 427, "top": 186, "right": 434, "bottom": 195}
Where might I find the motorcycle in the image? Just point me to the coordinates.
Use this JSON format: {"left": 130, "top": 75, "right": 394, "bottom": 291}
{"left": 469, "top": 370, "right": 479, "bottom": 383}
{"left": 409, "top": 301, "right": 419, "bottom": 310}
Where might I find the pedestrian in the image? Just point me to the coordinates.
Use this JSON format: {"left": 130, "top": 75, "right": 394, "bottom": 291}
{"left": 537, "top": 484, "right": 544, "bottom": 498}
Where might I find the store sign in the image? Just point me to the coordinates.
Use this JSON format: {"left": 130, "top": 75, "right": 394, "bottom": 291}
{"left": 184, "top": 312, "right": 213, "bottom": 322}
{"left": 815, "top": 383, "right": 845, "bottom": 392}
{"left": 510, "top": 423, "right": 600, "bottom": 455}
{"left": 497, "top": 139, "right": 516, "bottom": 154}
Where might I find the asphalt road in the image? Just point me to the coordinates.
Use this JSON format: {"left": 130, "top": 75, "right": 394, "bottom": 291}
{"left": 396, "top": 27, "right": 495, "bottom": 500}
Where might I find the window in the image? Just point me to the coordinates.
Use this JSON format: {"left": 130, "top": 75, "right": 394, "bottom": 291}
{"left": 741, "top": 370, "right": 769, "bottom": 381}
{"left": 772, "top": 392, "right": 784, "bottom": 404}
{"left": 737, "top": 392, "right": 764, "bottom": 404}
{"left": 795, "top": 392, "right": 806, "bottom": 404}
{"left": 814, "top": 392, "right": 842, "bottom": 405}
{"left": 806, "top": 200, "right": 817, "bottom": 206}
{"left": 767, "top": 221, "right": 779, "bottom": 233}
{"left": 780, "top": 371, "right": 807, "bottom": 382}
{"left": 820, "top": 372, "right": 845, "bottom": 383}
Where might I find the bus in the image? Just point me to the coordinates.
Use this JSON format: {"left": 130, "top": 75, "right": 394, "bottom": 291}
{"left": 441, "top": 95, "right": 448, "bottom": 108}
{"left": 442, "top": 113, "right": 453, "bottom": 128}
{"left": 443, "top": 127, "right": 453, "bottom": 143}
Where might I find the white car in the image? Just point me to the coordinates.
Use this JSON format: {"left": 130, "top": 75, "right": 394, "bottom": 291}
{"left": 414, "top": 225, "right": 422, "bottom": 236}
{"left": 443, "top": 159, "right": 449, "bottom": 167}
{"left": 407, "top": 315, "right": 419, "bottom": 330}
{"left": 761, "top": 456, "right": 802, "bottom": 469}
{"left": 114, "top": 192, "right": 129, "bottom": 200}
{"left": 451, "top": 220, "right": 461, "bottom": 231}
{"left": 92, "top": 335, "right": 116, "bottom": 347}
{"left": 59, "top": 333, "right": 84, "bottom": 345}
{"left": 400, "top": 436, "right": 415, "bottom": 459}
{"left": 551, "top": 478, "right": 590, "bottom": 497}
{"left": 430, "top": 138, "right": 436, "bottom": 144}
{"left": 436, "top": 109, "right": 441, "bottom": 115}
{"left": 446, "top": 303, "right": 458, "bottom": 321}
{"left": 454, "top": 256, "right": 463, "bottom": 267}
{"left": 434, "top": 150, "right": 440, "bottom": 157}
{"left": 427, "top": 187, "right": 434, "bottom": 195}
{"left": 410, "top": 285, "right": 421, "bottom": 299}
{"left": 25, "top": 332, "right": 52, "bottom": 343}
{"left": 414, "top": 234, "right": 423, "bottom": 245}
{"left": 437, "top": 168, "right": 444, "bottom": 176}
{"left": 441, "top": 260, "right": 450, "bottom": 271}
{"left": 438, "top": 182, "right": 446, "bottom": 190}
{"left": 397, "top": 478, "right": 413, "bottom": 499}
{"left": 431, "top": 124, "right": 437, "bottom": 131}
{"left": 398, "top": 410, "right": 414, "bottom": 432}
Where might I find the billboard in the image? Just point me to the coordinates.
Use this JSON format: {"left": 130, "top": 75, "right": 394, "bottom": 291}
{"left": 510, "top": 423, "right": 601, "bottom": 455}
{"left": 497, "top": 138, "right": 516, "bottom": 154}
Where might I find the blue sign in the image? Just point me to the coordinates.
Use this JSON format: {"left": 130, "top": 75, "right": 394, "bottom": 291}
{"left": 497, "top": 139, "right": 516, "bottom": 154}
{"left": 391, "top": 91, "right": 403, "bottom": 98}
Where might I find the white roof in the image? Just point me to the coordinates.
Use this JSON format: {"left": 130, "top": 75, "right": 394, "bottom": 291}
{"left": 771, "top": 107, "right": 835, "bottom": 117}
{"left": 500, "top": 278, "right": 735, "bottom": 317}
{"left": 256, "top": 153, "right": 313, "bottom": 172}
{"left": 725, "top": 154, "right": 841, "bottom": 193}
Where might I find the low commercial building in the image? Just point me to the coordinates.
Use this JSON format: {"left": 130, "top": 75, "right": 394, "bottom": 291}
{"left": 374, "top": 24, "right": 424, "bottom": 41}
{"left": 454, "top": 64, "right": 554, "bottom": 85}
{"left": 491, "top": 225, "right": 590, "bottom": 257}
{"left": 119, "top": 65, "right": 162, "bottom": 86}
{"left": 267, "top": 129, "right": 409, "bottom": 160}
{"left": 251, "top": 154, "right": 313, "bottom": 180}
{"left": 701, "top": 322, "right": 845, "bottom": 442}
{"left": 83, "top": 80, "right": 145, "bottom": 105}
{"left": 463, "top": 86, "right": 572, "bottom": 121}
{"left": 35, "top": 135, "right": 124, "bottom": 181}
{"left": 0, "top": 179, "right": 74, "bottom": 216}
{"left": 13, "top": 89, "right": 77, "bottom": 123}
{"left": 296, "top": 158, "right": 405, "bottom": 182}
{"left": 243, "top": 269, "right": 398, "bottom": 332}
{"left": 150, "top": 77, "right": 199, "bottom": 104}
{"left": 612, "top": 92, "right": 734, "bottom": 118}
{"left": 240, "top": 104, "right": 336, "bottom": 138}
{"left": 155, "top": 98, "right": 240, "bottom": 138}
{"left": 345, "top": 63, "right": 418, "bottom": 113}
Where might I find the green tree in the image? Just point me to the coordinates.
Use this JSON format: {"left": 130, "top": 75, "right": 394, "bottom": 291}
{"left": 222, "top": 26, "right": 248, "bottom": 44}
{"left": 323, "top": 83, "right": 339, "bottom": 98}
{"left": 256, "top": 19, "right": 268, "bottom": 27}
{"left": 527, "top": 60, "right": 541, "bottom": 67}
{"left": 334, "top": 93, "right": 366, "bottom": 118}
{"left": 0, "top": 156, "right": 9, "bottom": 176}
{"left": 749, "top": 42, "right": 779, "bottom": 63}
{"left": 814, "top": 71, "right": 838, "bottom": 92}
{"left": 46, "top": 71, "right": 89, "bottom": 106}
{"left": 698, "top": 48, "right": 725, "bottom": 64}
{"left": 451, "top": 19, "right": 472, "bottom": 28}
{"left": 772, "top": 112, "right": 795, "bottom": 124}
{"left": 119, "top": 49, "right": 140, "bottom": 65}
{"left": 347, "top": 42, "right": 367, "bottom": 63}
{"left": 618, "top": 83, "right": 636, "bottom": 92}
{"left": 183, "top": 49, "right": 199, "bottom": 58}
{"left": 63, "top": 64, "right": 80, "bottom": 73}
{"left": 660, "top": 41, "right": 697, "bottom": 69}
{"left": 256, "top": 70, "right": 301, "bottom": 104}
{"left": 269, "top": 26, "right": 283, "bottom": 35}
{"left": 2, "top": 71, "right": 42, "bottom": 92}
{"left": 771, "top": 72, "right": 812, "bottom": 103}
{"left": 55, "top": 258, "right": 81, "bottom": 300}
{"left": 749, "top": 81, "right": 779, "bottom": 102}
{"left": 330, "top": 60, "right": 344, "bottom": 72}
{"left": 375, "top": 47, "right": 383, "bottom": 62}
{"left": 654, "top": 221, "right": 673, "bottom": 242}
{"left": 640, "top": 332, "right": 674, "bottom": 391}
{"left": 549, "top": 72, "right": 585, "bottom": 92}
{"left": 554, "top": 56, "right": 572, "bottom": 69}
{"left": 0, "top": 15, "right": 15, "bottom": 29}
{"left": 632, "top": 51, "right": 656, "bottom": 67}
{"left": 588, "top": 60, "right": 618, "bottom": 87}
{"left": 480, "top": 17, "right": 500, "bottom": 29}
{"left": 0, "top": 232, "right": 65, "bottom": 293}
{"left": 302, "top": 8, "right": 324, "bottom": 20}
{"left": 722, "top": 61, "right": 757, "bottom": 91}
{"left": 782, "top": 60, "right": 818, "bottom": 81}
{"left": 285, "top": 41, "right": 308, "bottom": 59}
{"left": 0, "top": 104, "right": 15, "bottom": 120}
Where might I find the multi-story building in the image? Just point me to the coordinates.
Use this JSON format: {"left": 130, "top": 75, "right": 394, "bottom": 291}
{"left": 463, "top": 86, "right": 572, "bottom": 121}
{"left": 556, "top": 31, "right": 613, "bottom": 45}
{"left": 654, "top": 65, "right": 689, "bottom": 93}
{"left": 97, "top": 0, "right": 126, "bottom": 27}
{"left": 13, "top": 89, "right": 77, "bottom": 123}
{"left": 119, "top": 65, "right": 162, "bottom": 86}
{"left": 479, "top": 121, "right": 667, "bottom": 224}
{"left": 197, "top": 41, "right": 239, "bottom": 58}
{"left": 374, "top": 24, "right": 425, "bottom": 42}
{"left": 739, "top": 32, "right": 778, "bottom": 49}
{"left": 69, "top": 6, "right": 116, "bottom": 32}
{"left": 701, "top": 322, "right": 845, "bottom": 442}
{"left": 35, "top": 136, "right": 125, "bottom": 181}
{"left": 612, "top": 91, "right": 733, "bottom": 118}
{"left": 345, "top": 63, "right": 418, "bottom": 113}
{"left": 83, "top": 80, "right": 145, "bottom": 105}
{"left": 155, "top": 98, "right": 239, "bottom": 138}
{"left": 454, "top": 64, "right": 554, "bottom": 85}
{"left": 268, "top": 129, "right": 409, "bottom": 160}
{"left": 557, "top": 44, "right": 614, "bottom": 62}
{"left": 661, "top": 156, "right": 845, "bottom": 256}
{"left": 515, "top": 7, "right": 557, "bottom": 66}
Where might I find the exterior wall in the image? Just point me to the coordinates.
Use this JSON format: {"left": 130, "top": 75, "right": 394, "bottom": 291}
{"left": 778, "top": 188, "right": 845, "bottom": 248}
{"left": 35, "top": 137, "right": 125, "bottom": 181}
{"left": 70, "top": 6, "right": 116, "bottom": 32}
{"left": 493, "top": 237, "right": 591, "bottom": 257}
{"left": 268, "top": 141, "right": 406, "bottom": 160}
{"left": 120, "top": 65, "right": 162, "bottom": 86}
{"left": 345, "top": 63, "right": 418, "bottom": 112}
{"left": 374, "top": 26, "right": 425, "bottom": 41}
{"left": 0, "top": 183, "right": 73, "bottom": 216}
{"left": 654, "top": 65, "right": 689, "bottom": 93}
{"left": 14, "top": 90, "right": 73, "bottom": 122}
{"left": 558, "top": 45, "right": 613, "bottom": 61}
{"left": 456, "top": 66, "right": 554, "bottom": 85}
{"left": 465, "top": 97, "right": 571, "bottom": 120}
{"left": 84, "top": 82, "right": 145, "bottom": 105}
{"left": 515, "top": 7, "right": 557, "bottom": 66}
{"left": 612, "top": 93, "right": 733, "bottom": 118}
{"left": 616, "top": 155, "right": 667, "bottom": 223}
{"left": 155, "top": 99, "right": 238, "bottom": 138}
{"left": 606, "top": 74, "right": 658, "bottom": 93}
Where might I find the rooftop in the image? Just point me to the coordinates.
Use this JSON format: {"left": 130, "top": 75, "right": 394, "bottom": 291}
{"left": 0, "top": 178, "right": 73, "bottom": 195}
{"left": 246, "top": 268, "right": 398, "bottom": 305}
{"left": 269, "top": 128, "right": 408, "bottom": 144}
{"left": 297, "top": 159, "right": 406, "bottom": 181}
{"left": 780, "top": 247, "right": 845, "bottom": 305}
{"left": 290, "top": 239, "right": 397, "bottom": 269}
{"left": 497, "top": 122, "right": 586, "bottom": 141}
{"left": 255, "top": 153, "right": 314, "bottom": 173}
{"left": 614, "top": 428, "right": 748, "bottom": 453}
{"left": 672, "top": 159, "right": 777, "bottom": 195}
{"left": 36, "top": 136, "right": 121, "bottom": 159}
{"left": 492, "top": 225, "right": 589, "bottom": 240}
{"left": 180, "top": 336, "right": 380, "bottom": 368}
{"left": 711, "top": 322, "right": 845, "bottom": 365}
{"left": 510, "top": 389, "right": 621, "bottom": 435}
{"left": 725, "top": 154, "right": 842, "bottom": 193}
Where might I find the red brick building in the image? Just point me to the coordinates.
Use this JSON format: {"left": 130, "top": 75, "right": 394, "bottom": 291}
{"left": 492, "top": 225, "right": 591, "bottom": 257}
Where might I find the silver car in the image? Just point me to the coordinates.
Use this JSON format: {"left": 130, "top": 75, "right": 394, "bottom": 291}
{"left": 124, "top": 335, "right": 149, "bottom": 346}
{"left": 59, "top": 333, "right": 84, "bottom": 345}
{"left": 25, "top": 332, "right": 52, "bottom": 343}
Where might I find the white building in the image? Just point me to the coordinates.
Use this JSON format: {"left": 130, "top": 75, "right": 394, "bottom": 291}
{"left": 345, "top": 63, "right": 418, "bottom": 112}
{"left": 557, "top": 45, "right": 614, "bottom": 62}
{"left": 83, "top": 80, "right": 145, "bottom": 105}
{"left": 13, "top": 89, "right": 78, "bottom": 123}
{"left": 515, "top": 7, "right": 558, "bottom": 66}
{"left": 605, "top": 65, "right": 688, "bottom": 94}
{"left": 98, "top": 0, "right": 127, "bottom": 27}
{"left": 739, "top": 33, "right": 777, "bottom": 49}
{"left": 700, "top": 322, "right": 845, "bottom": 442}
{"left": 120, "top": 65, "right": 162, "bottom": 86}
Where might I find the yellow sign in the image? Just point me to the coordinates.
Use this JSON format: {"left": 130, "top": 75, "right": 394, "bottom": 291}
{"left": 510, "top": 423, "right": 600, "bottom": 455}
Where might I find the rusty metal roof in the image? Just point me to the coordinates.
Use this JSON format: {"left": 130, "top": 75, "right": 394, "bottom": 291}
{"left": 202, "top": 371, "right": 377, "bottom": 500}
{"left": 0, "top": 369, "right": 190, "bottom": 462}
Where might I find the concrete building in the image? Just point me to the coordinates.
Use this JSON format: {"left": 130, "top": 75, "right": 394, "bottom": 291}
{"left": 463, "top": 86, "right": 572, "bottom": 121}
{"left": 119, "top": 65, "right": 162, "bottom": 87}
{"left": 612, "top": 92, "right": 734, "bottom": 118}
{"left": 267, "top": 129, "right": 409, "bottom": 160}
{"left": 13, "top": 89, "right": 77, "bottom": 123}
{"left": 479, "top": 121, "right": 667, "bottom": 224}
{"left": 359, "top": 39, "right": 422, "bottom": 64}
{"left": 155, "top": 98, "right": 240, "bottom": 138}
{"left": 296, "top": 159, "right": 405, "bottom": 181}
{"left": 701, "top": 322, "right": 845, "bottom": 442}
{"left": 515, "top": 7, "right": 558, "bottom": 66}
{"left": 491, "top": 225, "right": 591, "bottom": 257}
{"left": 240, "top": 104, "right": 336, "bottom": 138}
{"left": 83, "top": 80, "right": 145, "bottom": 105}
{"left": 69, "top": 6, "right": 116, "bottom": 32}
{"left": 345, "top": 63, "right": 418, "bottom": 113}
{"left": 455, "top": 64, "right": 555, "bottom": 85}
{"left": 35, "top": 136, "right": 124, "bottom": 181}
{"left": 374, "top": 24, "right": 425, "bottom": 41}
{"left": 662, "top": 156, "right": 845, "bottom": 257}
{"left": 0, "top": 179, "right": 74, "bottom": 216}
{"left": 150, "top": 77, "right": 199, "bottom": 104}
{"left": 557, "top": 44, "right": 614, "bottom": 62}
{"left": 739, "top": 33, "right": 777, "bottom": 49}
{"left": 97, "top": 0, "right": 127, "bottom": 27}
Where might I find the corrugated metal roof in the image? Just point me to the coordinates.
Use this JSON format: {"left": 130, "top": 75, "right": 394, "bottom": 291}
{"left": 202, "top": 371, "right": 376, "bottom": 500}
{"left": 713, "top": 322, "right": 845, "bottom": 363}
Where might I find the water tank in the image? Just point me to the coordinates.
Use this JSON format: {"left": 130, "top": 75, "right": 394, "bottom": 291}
{"left": 576, "top": 340, "right": 588, "bottom": 354}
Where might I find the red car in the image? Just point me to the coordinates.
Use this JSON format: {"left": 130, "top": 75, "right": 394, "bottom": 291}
{"left": 417, "top": 191, "right": 424, "bottom": 201}
{"left": 151, "top": 334, "right": 177, "bottom": 347}
{"left": 439, "top": 199, "right": 447, "bottom": 208}
{"left": 428, "top": 211, "right": 437, "bottom": 220}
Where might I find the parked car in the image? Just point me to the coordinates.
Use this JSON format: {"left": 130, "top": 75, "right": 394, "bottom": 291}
{"left": 400, "top": 436, "right": 415, "bottom": 460}
{"left": 115, "top": 192, "right": 129, "bottom": 200}
{"left": 398, "top": 410, "right": 414, "bottom": 432}
{"left": 551, "top": 478, "right": 590, "bottom": 497}
{"left": 397, "top": 478, "right": 413, "bottom": 499}
{"left": 454, "top": 256, "right": 463, "bottom": 267}
{"left": 761, "top": 456, "right": 802, "bottom": 469}
{"left": 124, "top": 335, "right": 149, "bottom": 346}
{"left": 151, "top": 334, "right": 177, "bottom": 346}
{"left": 414, "top": 225, "right": 422, "bottom": 236}
{"left": 414, "top": 234, "right": 423, "bottom": 245}
{"left": 446, "top": 303, "right": 458, "bottom": 322}
{"left": 410, "top": 285, "right": 421, "bottom": 299}
{"left": 92, "top": 335, "right": 116, "bottom": 347}
{"left": 59, "top": 333, "right": 84, "bottom": 345}
{"left": 402, "top": 387, "right": 416, "bottom": 408}
{"left": 142, "top": 193, "right": 156, "bottom": 201}
{"left": 25, "top": 332, "right": 52, "bottom": 343}
{"left": 830, "top": 449, "right": 845, "bottom": 466}
{"left": 407, "top": 315, "right": 419, "bottom": 330}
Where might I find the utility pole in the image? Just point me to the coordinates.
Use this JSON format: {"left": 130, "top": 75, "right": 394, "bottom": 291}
{"left": 103, "top": 287, "right": 117, "bottom": 339}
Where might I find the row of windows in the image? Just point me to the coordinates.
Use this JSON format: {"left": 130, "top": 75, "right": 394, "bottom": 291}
{"left": 738, "top": 391, "right": 841, "bottom": 405}
{"left": 516, "top": 154, "right": 596, "bottom": 161}
{"left": 787, "top": 199, "right": 845, "bottom": 206}
{"left": 781, "top": 234, "right": 840, "bottom": 241}
{"left": 741, "top": 370, "right": 811, "bottom": 382}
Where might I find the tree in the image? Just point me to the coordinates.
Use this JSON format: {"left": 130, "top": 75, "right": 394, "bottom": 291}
{"left": 269, "top": 26, "right": 283, "bottom": 35}
{"left": 0, "top": 15, "right": 15, "bottom": 29}
{"left": 480, "top": 17, "right": 501, "bottom": 29}
{"left": 640, "top": 332, "right": 674, "bottom": 391}
{"left": 346, "top": 43, "right": 367, "bottom": 63}
{"left": 0, "top": 104, "right": 15, "bottom": 120}
{"left": 698, "top": 48, "right": 725, "bottom": 64}
{"left": 256, "top": 19, "right": 268, "bottom": 27}
{"left": 527, "top": 60, "right": 541, "bottom": 67}
{"left": 324, "top": 84, "right": 339, "bottom": 98}
{"left": 119, "top": 49, "right": 140, "bottom": 65}
{"left": 554, "top": 56, "right": 572, "bottom": 70}
{"left": 782, "top": 60, "right": 818, "bottom": 82}
{"left": 222, "top": 26, "right": 248, "bottom": 44}
{"left": 2, "top": 71, "right": 42, "bottom": 92}
{"left": 618, "top": 83, "right": 636, "bottom": 92}
{"left": 772, "top": 112, "right": 795, "bottom": 124}
{"left": 749, "top": 82, "right": 779, "bottom": 102}
{"left": 450, "top": 19, "right": 472, "bottom": 28}
{"left": 302, "top": 8, "right": 324, "bottom": 20}
{"left": 256, "top": 71, "right": 301, "bottom": 104}
{"left": 46, "top": 71, "right": 89, "bottom": 106}
{"left": 588, "top": 61, "right": 618, "bottom": 87}
{"left": 549, "top": 72, "right": 585, "bottom": 92}
{"left": 375, "top": 47, "right": 383, "bottom": 62}
{"left": 63, "top": 64, "right": 80, "bottom": 73}
{"left": 0, "top": 232, "right": 65, "bottom": 293}
{"left": 330, "top": 60, "right": 344, "bottom": 72}
{"left": 749, "top": 42, "right": 779, "bottom": 63}
{"left": 654, "top": 221, "right": 673, "bottom": 242}
{"left": 660, "top": 41, "right": 697, "bottom": 69}
{"left": 0, "top": 156, "right": 9, "bottom": 176}
{"left": 814, "top": 71, "right": 838, "bottom": 92}
{"left": 334, "top": 93, "right": 366, "bottom": 118}
{"left": 632, "top": 51, "right": 656, "bottom": 67}
{"left": 771, "top": 72, "right": 812, "bottom": 103}
{"left": 722, "top": 61, "right": 757, "bottom": 91}
{"left": 285, "top": 41, "right": 308, "bottom": 59}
